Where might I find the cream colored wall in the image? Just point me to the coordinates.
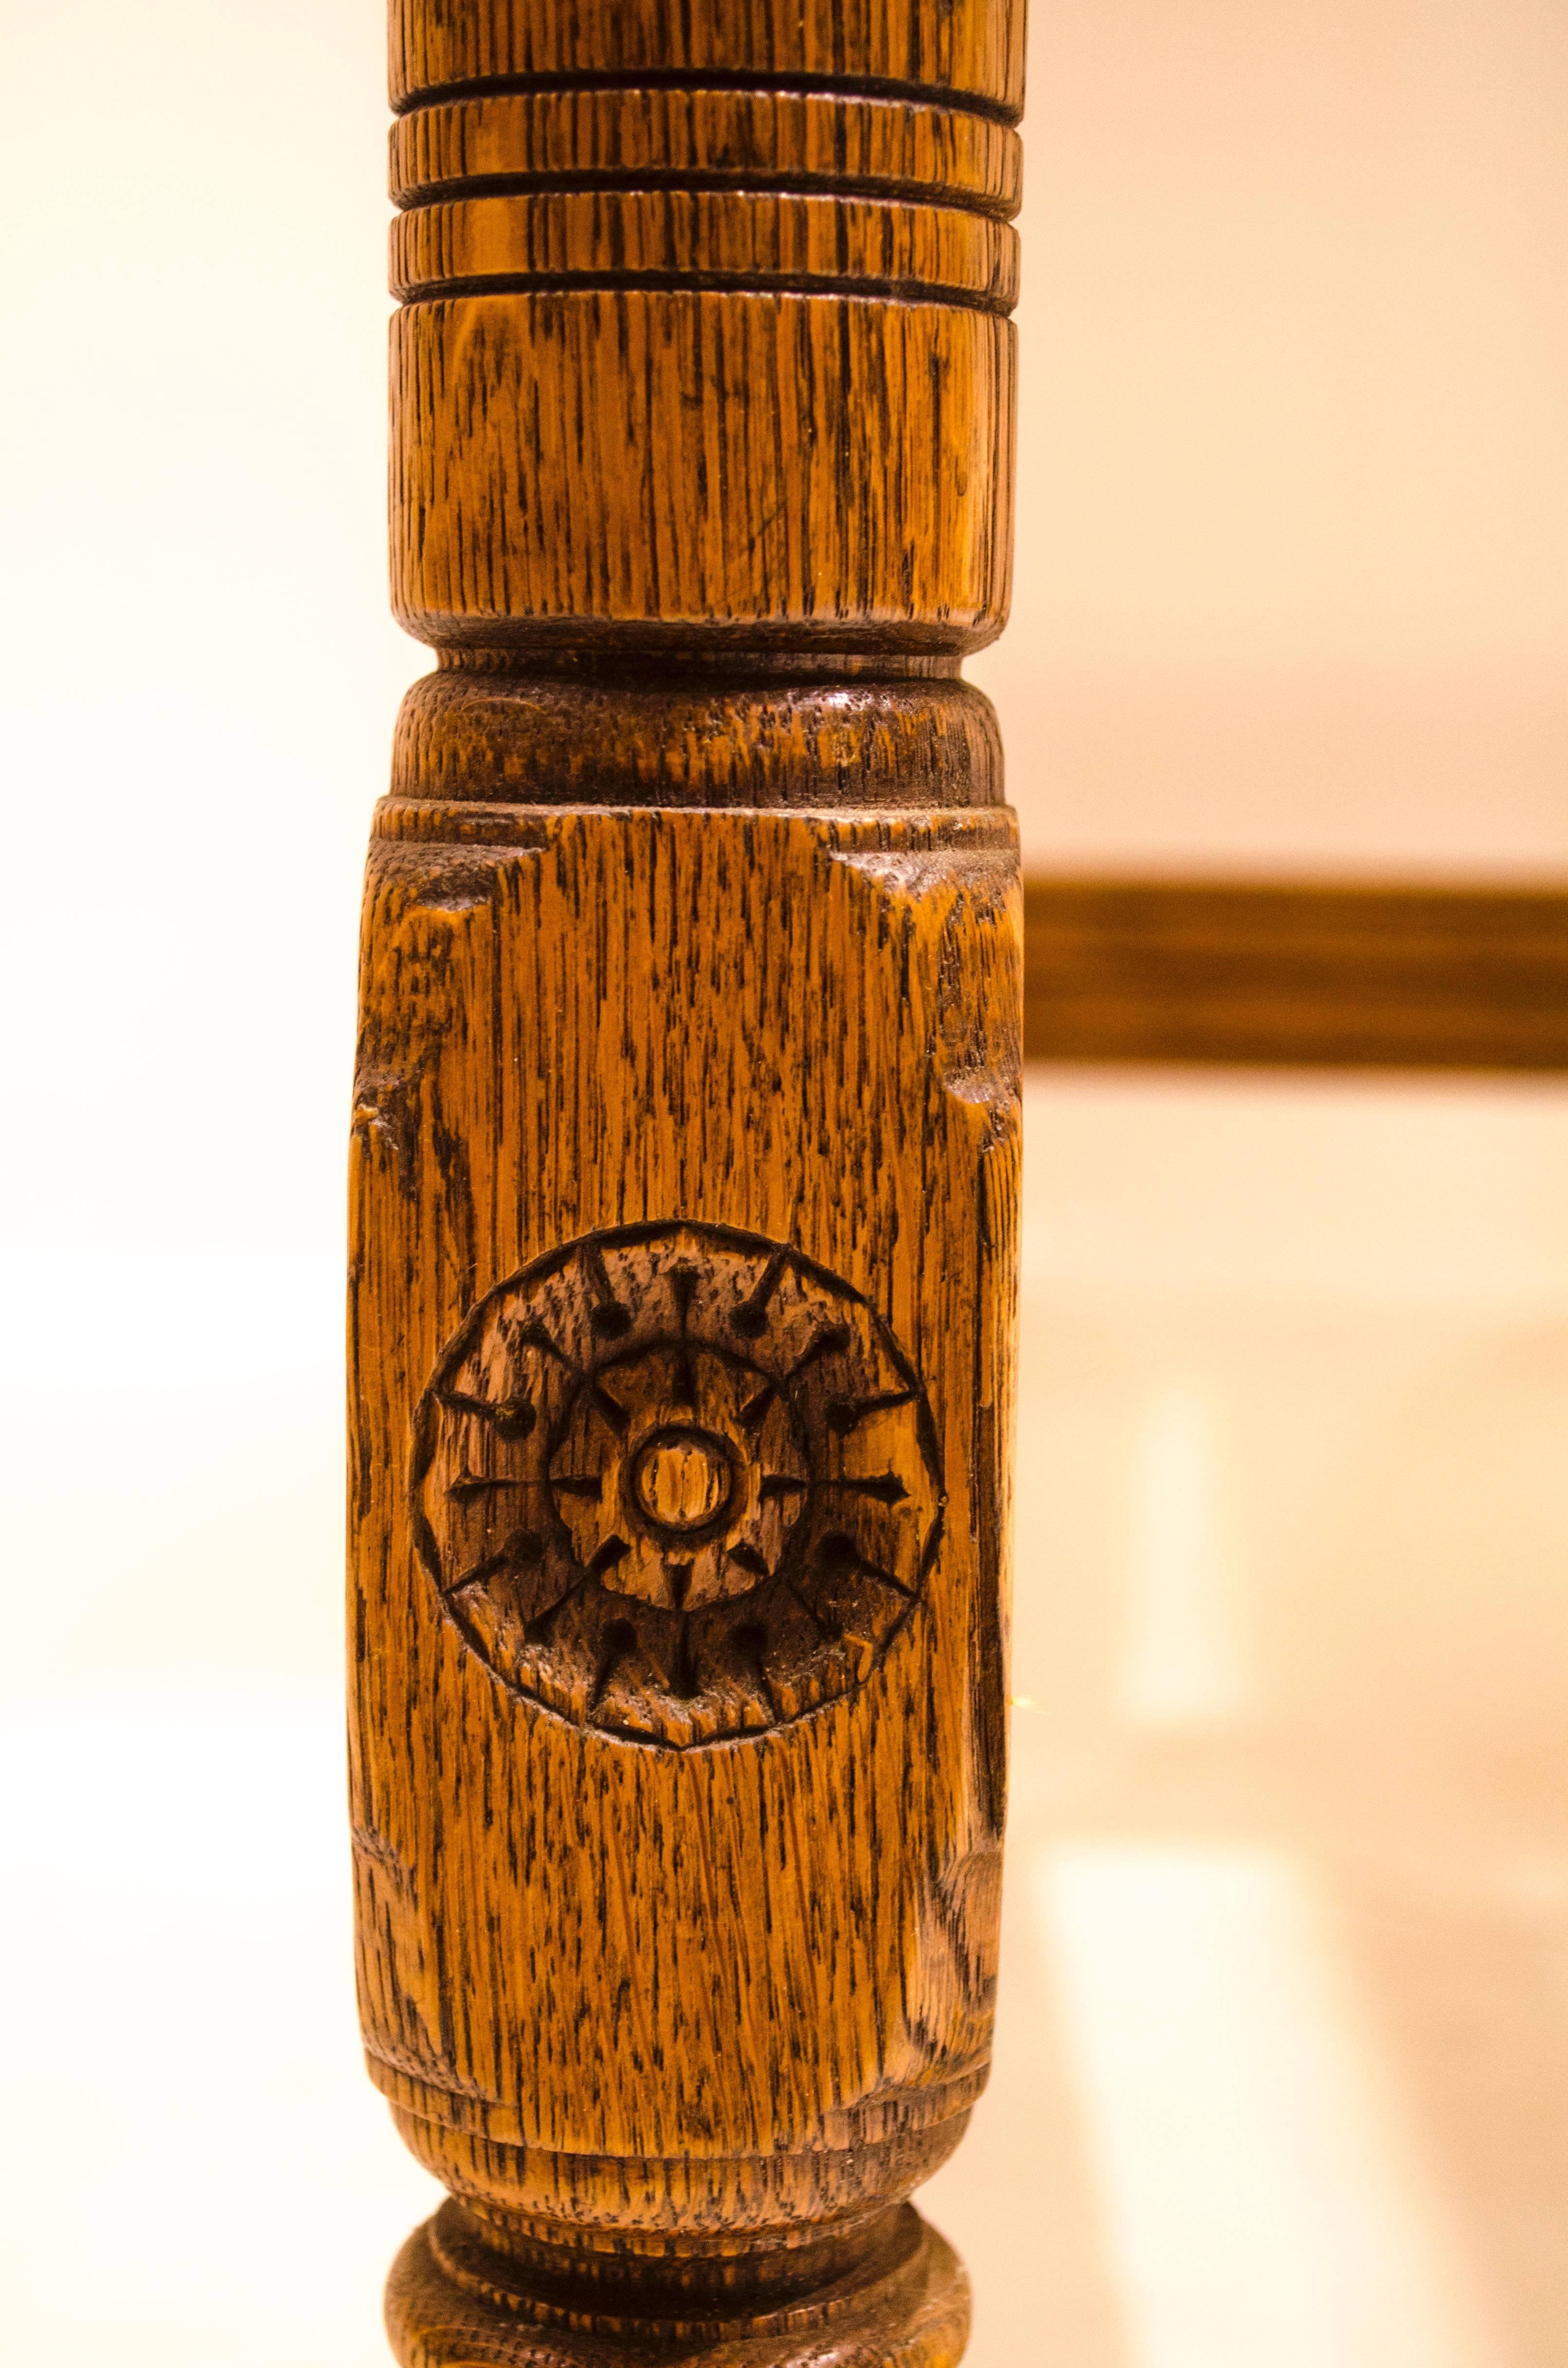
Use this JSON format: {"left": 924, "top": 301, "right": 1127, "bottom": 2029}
{"left": 2, "top": 0, "right": 399, "bottom": 1248}
{"left": 977, "top": 0, "right": 1568, "bottom": 873}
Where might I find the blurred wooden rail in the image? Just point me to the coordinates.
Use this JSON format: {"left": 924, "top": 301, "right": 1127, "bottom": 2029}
{"left": 1022, "top": 878, "right": 1568, "bottom": 1071}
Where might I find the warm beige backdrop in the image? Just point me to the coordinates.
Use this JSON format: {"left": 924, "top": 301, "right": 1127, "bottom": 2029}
{"left": 969, "top": 0, "right": 1568, "bottom": 873}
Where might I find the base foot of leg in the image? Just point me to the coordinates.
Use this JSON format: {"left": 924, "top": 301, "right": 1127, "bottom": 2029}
{"left": 385, "top": 2198, "right": 970, "bottom": 2368}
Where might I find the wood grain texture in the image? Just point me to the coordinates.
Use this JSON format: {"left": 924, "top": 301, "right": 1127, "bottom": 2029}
{"left": 386, "top": 2200, "right": 971, "bottom": 2368}
{"left": 390, "top": 662, "right": 1004, "bottom": 810}
{"left": 355, "top": 5, "right": 1024, "bottom": 2360}
{"left": 389, "top": 189, "right": 1019, "bottom": 309}
{"left": 390, "top": 90, "right": 1023, "bottom": 215}
{"left": 389, "top": 0, "right": 1028, "bottom": 119}
{"left": 1022, "top": 876, "right": 1568, "bottom": 1071}
{"left": 390, "top": 292, "right": 1015, "bottom": 651}
{"left": 352, "top": 801, "right": 1019, "bottom": 2171}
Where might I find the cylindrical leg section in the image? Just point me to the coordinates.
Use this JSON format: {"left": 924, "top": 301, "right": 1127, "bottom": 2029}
{"left": 352, "top": 4, "right": 1026, "bottom": 2356}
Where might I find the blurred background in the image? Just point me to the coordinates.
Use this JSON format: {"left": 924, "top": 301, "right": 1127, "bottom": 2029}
{"left": 0, "top": 1, "right": 1564, "bottom": 2362}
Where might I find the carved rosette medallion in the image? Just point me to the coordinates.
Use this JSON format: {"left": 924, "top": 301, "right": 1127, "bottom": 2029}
{"left": 411, "top": 1222, "right": 943, "bottom": 1747}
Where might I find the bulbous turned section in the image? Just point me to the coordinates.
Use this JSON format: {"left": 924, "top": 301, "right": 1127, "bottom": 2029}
{"left": 389, "top": 656, "right": 1005, "bottom": 812}
{"left": 387, "top": 2200, "right": 970, "bottom": 2368}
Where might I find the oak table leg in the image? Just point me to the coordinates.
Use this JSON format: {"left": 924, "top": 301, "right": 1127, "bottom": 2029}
{"left": 349, "top": 7, "right": 1026, "bottom": 2363}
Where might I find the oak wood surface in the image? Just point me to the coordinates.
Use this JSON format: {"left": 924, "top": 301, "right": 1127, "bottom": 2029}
{"left": 1022, "top": 875, "right": 1568, "bottom": 1072}
{"left": 388, "top": 2, "right": 1028, "bottom": 118}
{"left": 389, "top": 90, "right": 1023, "bottom": 214}
{"left": 390, "top": 295, "right": 1014, "bottom": 649}
{"left": 351, "top": 4, "right": 1025, "bottom": 2364}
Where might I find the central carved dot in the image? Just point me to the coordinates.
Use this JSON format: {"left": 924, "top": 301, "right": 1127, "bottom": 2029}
{"left": 633, "top": 1428, "right": 734, "bottom": 1534}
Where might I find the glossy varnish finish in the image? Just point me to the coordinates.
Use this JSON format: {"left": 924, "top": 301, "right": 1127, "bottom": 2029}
{"left": 388, "top": 2, "right": 1028, "bottom": 118}
{"left": 351, "top": 6, "right": 1025, "bottom": 2363}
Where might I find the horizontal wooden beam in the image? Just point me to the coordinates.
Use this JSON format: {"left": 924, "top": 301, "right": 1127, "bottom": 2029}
{"left": 1023, "top": 877, "right": 1568, "bottom": 1072}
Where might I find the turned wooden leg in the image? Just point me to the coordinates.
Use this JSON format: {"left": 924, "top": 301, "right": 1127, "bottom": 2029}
{"left": 350, "top": 7, "right": 1025, "bottom": 2362}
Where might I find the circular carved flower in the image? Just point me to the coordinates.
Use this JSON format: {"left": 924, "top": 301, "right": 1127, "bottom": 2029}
{"left": 411, "top": 1222, "right": 943, "bottom": 1748}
